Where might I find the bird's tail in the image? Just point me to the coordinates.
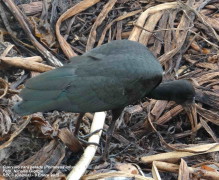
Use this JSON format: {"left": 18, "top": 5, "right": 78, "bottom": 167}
{"left": 12, "top": 100, "right": 54, "bottom": 116}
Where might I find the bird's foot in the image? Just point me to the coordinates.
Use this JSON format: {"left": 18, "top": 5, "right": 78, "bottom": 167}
{"left": 79, "top": 128, "right": 103, "bottom": 139}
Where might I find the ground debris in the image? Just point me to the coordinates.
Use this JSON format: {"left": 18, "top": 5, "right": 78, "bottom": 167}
{"left": 0, "top": 0, "right": 219, "bottom": 179}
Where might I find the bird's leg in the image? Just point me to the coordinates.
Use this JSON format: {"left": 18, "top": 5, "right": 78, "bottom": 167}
{"left": 74, "top": 113, "right": 85, "bottom": 136}
{"left": 102, "top": 108, "right": 124, "bottom": 161}
{"left": 74, "top": 114, "right": 102, "bottom": 146}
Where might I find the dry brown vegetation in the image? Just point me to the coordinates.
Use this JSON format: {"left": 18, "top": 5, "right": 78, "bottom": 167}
{"left": 0, "top": 0, "right": 219, "bottom": 179}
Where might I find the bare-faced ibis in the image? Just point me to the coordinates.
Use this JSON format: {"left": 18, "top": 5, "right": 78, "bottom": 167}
{"left": 13, "top": 40, "right": 195, "bottom": 158}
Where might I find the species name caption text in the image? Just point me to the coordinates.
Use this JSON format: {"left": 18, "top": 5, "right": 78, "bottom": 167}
{"left": 2, "top": 165, "right": 72, "bottom": 177}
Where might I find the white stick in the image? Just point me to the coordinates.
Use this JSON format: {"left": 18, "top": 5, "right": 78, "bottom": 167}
{"left": 67, "top": 111, "right": 106, "bottom": 180}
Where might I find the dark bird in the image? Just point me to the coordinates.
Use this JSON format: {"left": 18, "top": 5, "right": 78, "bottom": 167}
{"left": 13, "top": 40, "right": 195, "bottom": 158}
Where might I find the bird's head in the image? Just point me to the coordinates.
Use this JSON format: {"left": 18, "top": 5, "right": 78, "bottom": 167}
{"left": 147, "top": 79, "right": 195, "bottom": 104}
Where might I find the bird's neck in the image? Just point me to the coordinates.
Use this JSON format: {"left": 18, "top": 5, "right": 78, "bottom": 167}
{"left": 147, "top": 83, "right": 173, "bottom": 101}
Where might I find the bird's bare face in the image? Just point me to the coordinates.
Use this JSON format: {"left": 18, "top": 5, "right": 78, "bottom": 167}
{"left": 173, "top": 81, "right": 195, "bottom": 104}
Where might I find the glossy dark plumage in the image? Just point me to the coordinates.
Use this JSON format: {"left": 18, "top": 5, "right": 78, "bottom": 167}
{"left": 13, "top": 40, "right": 195, "bottom": 116}
{"left": 13, "top": 40, "right": 163, "bottom": 115}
